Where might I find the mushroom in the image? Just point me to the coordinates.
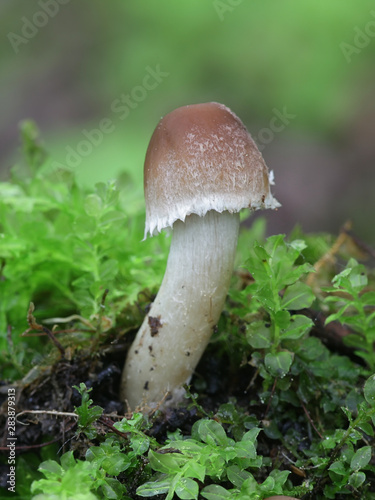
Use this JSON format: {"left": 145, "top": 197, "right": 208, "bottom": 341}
{"left": 121, "top": 102, "right": 280, "bottom": 409}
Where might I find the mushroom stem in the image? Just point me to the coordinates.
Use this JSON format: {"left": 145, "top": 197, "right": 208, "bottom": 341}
{"left": 121, "top": 210, "right": 240, "bottom": 409}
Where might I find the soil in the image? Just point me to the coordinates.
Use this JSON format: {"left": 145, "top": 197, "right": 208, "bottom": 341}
{"left": 0, "top": 309, "right": 369, "bottom": 498}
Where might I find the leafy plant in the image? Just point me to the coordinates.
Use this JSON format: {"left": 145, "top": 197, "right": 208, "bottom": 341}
{"left": 324, "top": 258, "right": 375, "bottom": 371}
{"left": 73, "top": 383, "right": 103, "bottom": 439}
{"left": 31, "top": 412, "right": 154, "bottom": 500}
{"left": 296, "top": 374, "right": 375, "bottom": 499}
{"left": 137, "top": 419, "right": 290, "bottom": 500}
{"left": 241, "top": 236, "right": 315, "bottom": 379}
{"left": 0, "top": 121, "right": 169, "bottom": 379}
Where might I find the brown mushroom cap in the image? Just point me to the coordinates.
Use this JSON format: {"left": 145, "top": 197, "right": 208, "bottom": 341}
{"left": 144, "top": 102, "right": 280, "bottom": 236}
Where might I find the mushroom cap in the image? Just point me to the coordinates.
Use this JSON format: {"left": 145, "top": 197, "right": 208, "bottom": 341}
{"left": 144, "top": 102, "right": 280, "bottom": 237}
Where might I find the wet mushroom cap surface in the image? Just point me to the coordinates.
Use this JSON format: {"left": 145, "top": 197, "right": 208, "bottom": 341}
{"left": 144, "top": 101, "right": 279, "bottom": 236}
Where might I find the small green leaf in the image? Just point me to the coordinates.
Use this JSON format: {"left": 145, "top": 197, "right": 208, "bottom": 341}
{"left": 255, "top": 285, "right": 280, "bottom": 311}
{"left": 246, "top": 321, "right": 272, "bottom": 348}
{"left": 100, "top": 210, "right": 125, "bottom": 225}
{"left": 274, "top": 310, "right": 291, "bottom": 329}
{"left": 38, "top": 459, "right": 64, "bottom": 478}
{"left": 265, "top": 351, "right": 293, "bottom": 378}
{"left": 357, "top": 422, "right": 374, "bottom": 437}
{"left": 349, "top": 269, "right": 367, "bottom": 290}
{"left": 74, "top": 215, "right": 96, "bottom": 235}
{"left": 114, "top": 413, "right": 144, "bottom": 432}
{"left": 341, "top": 406, "right": 353, "bottom": 422}
{"left": 332, "top": 260, "right": 367, "bottom": 291}
{"left": 348, "top": 471, "right": 366, "bottom": 488}
{"left": 350, "top": 446, "right": 372, "bottom": 470}
{"left": 281, "top": 315, "right": 313, "bottom": 340}
{"left": 265, "top": 234, "right": 286, "bottom": 256}
{"left": 201, "top": 484, "right": 232, "bottom": 499}
{"left": 259, "top": 475, "right": 276, "bottom": 492}
{"left": 360, "top": 291, "right": 375, "bottom": 306}
{"left": 233, "top": 439, "right": 257, "bottom": 460}
{"left": 239, "top": 475, "right": 258, "bottom": 494}
{"left": 100, "top": 259, "right": 119, "bottom": 281}
{"left": 328, "top": 460, "right": 346, "bottom": 475}
{"left": 20, "top": 119, "right": 48, "bottom": 173}
{"left": 281, "top": 281, "right": 315, "bottom": 310}
{"left": 193, "top": 419, "right": 229, "bottom": 447}
{"left": 148, "top": 450, "right": 182, "bottom": 474}
{"left": 242, "top": 427, "right": 261, "bottom": 443}
{"left": 289, "top": 239, "right": 308, "bottom": 253}
{"left": 226, "top": 465, "right": 252, "bottom": 488}
{"left": 296, "top": 336, "right": 326, "bottom": 361}
{"left": 60, "top": 451, "right": 77, "bottom": 471}
{"left": 184, "top": 460, "right": 206, "bottom": 482}
{"left": 130, "top": 434, "right": 150, "bottom": 455}
{"left": 253, "top": 243, "right": 270, "bottom": 261}
{"left": 85, "top": 438, "right": 131, "bottom": 476}
{"left": 95, "top": 180, "right": 120, "bottom": 206}
{"left": 332, "top": 267, "right": 351, "bottom": 283}
{"left": 175, "top": 477, "right": 199, "bottom": 499}
{"left": 364, "top": 374, "right": 375, "bottom": 407}
{"left": 84, "top": 194, "right": 103, "bottom": 217}
{"left": 267, "top": 469, "right": 290, "bottom": 487}
{"left": 136, "top": 476, "right": 171, "bottom": 497}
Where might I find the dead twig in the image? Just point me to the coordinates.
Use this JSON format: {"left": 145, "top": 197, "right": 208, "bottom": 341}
{"left": 24, "top": 303, "right": 65, "bottom": 357}
{"left": 307, "top": 220, "right": 375, "bottom": 288}
{"left": 16, "top": 409, "right": 78, "bottom": 425}
{"left": 263, "top": 377, "right": 278, "bottom": 419}
{"left": 307, "top": 221, "right": 352, "bottom": 287}
{"left": 300, "top": 400, "right": 323, "bottom": 439}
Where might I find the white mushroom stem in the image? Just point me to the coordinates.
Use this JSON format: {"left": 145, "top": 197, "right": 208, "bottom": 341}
{"left": 121, "top": 210, "right": 240, "bottom": 410}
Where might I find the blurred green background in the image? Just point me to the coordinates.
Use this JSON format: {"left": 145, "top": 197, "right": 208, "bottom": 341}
{"left": 1, "top": 0, "right": 375, "bottom": 241}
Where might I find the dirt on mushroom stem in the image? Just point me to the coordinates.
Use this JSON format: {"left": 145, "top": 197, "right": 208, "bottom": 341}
{"left": 121, "top": 210, "right": 240, "bottom": 410}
